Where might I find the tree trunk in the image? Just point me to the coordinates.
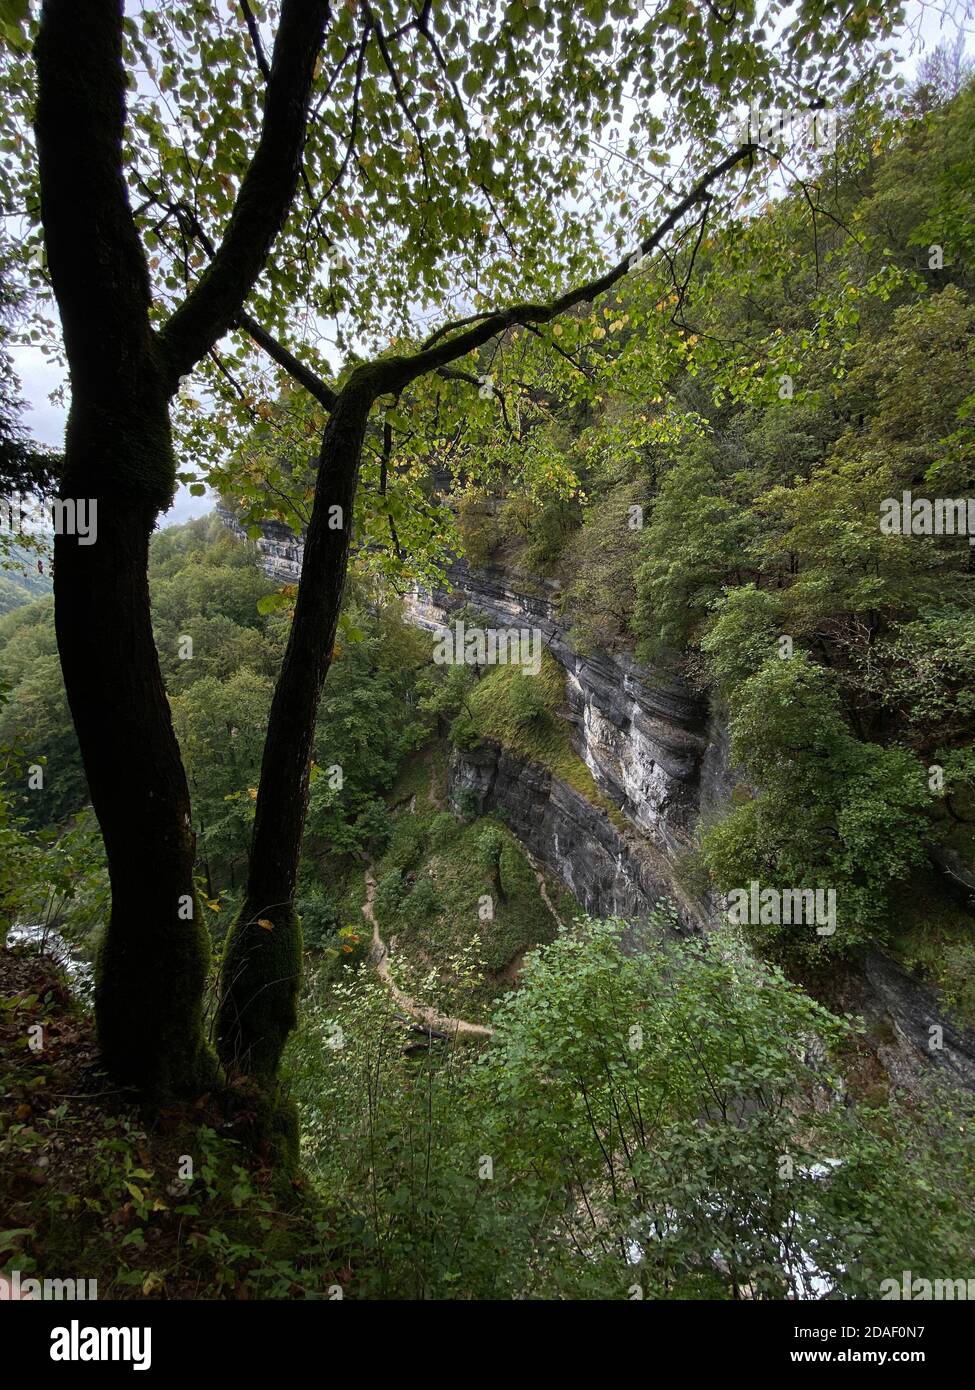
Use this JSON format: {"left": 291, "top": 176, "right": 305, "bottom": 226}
{"left": 34, "top": 0, "right": 328, "bottom": 1103}
{"left": 217, "top": 381, "right": 374, "bottom": 1078}
{"left": 55, "top": 391, "right": 213, "bottom": 1099}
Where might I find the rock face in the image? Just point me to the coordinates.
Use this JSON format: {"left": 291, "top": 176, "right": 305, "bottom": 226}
{"left": 860, "top": 949, "right": 975, "bottom": 1091}
{"left": 217, "top": 507, "right": 303, "bottom": 583}
{"left": 407, "top": 561, "right": 713, "bottom": 858}
{"left": 448, "top": 738, "right": 697, "bottom": 943}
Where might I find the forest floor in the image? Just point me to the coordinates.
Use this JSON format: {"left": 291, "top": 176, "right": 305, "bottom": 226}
{"left": 0, "top": 947, "right": 349, "bottom": 1300}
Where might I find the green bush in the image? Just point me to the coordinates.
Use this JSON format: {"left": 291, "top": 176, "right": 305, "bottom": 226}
{"left": 374, "top": 868, "right": 405, "bottom": 921}
{"left": 296, "top": 891, "right": 338, "bottom": 952}
{"left": 428, "top": 810, "right": 460, "bottom": 849}
{"left": 506, "top": 671, "right": 547, "bottom": 727}
{"left": 402, "top": 875, "right": 442, "bottom": 922}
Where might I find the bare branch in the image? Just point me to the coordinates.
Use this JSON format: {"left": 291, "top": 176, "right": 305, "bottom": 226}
{"left": 234, "top": 311, "right": 337, "bottom": 411}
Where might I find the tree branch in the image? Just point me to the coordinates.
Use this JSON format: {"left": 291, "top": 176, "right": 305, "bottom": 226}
{"left": 366, "top": 143, "right": 759, "bottom": 397}
{"left": 234, "top": 311, "right": 337, "bottom": 411}
{"left": 239, "top": 0, "right": 272, "bottom": 83}
{"left": 159, "top": 0, "right": 329, "bottom": 383}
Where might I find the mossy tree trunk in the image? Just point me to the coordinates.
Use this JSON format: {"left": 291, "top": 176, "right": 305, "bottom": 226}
{"left": 34, "top": 0, "right": 328, "bottom": 1099}
{"left": 34, "top": 3, "right": 211, "bottom": 1098}
{"left": 217, "top": 384, "right": 375, "bottom": 1079}
{"left": 55, "top": 470, "right": 215, "bottom": 1098}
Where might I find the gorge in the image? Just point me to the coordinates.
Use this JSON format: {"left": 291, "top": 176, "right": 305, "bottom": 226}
{"left": 230, "top": 511, "right": 975, "bottom": 1094}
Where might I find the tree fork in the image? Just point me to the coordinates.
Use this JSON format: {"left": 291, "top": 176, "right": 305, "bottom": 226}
{"left": 34, "top": 0, "right": 329, "bottom": 1099}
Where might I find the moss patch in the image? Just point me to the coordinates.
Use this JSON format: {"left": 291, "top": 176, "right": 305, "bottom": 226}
{"left": 462, "top": 652, "right": 630, "bottom": 833}
{"left": 364, "top": 747, "right": 577, "bottom": 1022}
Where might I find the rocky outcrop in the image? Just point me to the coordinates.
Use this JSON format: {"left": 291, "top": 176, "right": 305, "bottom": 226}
{"left": 216, "top": 507, "right": 303, "bottom": 583}
{"left": 407, "top": 561, "right": 711, "bottom": 857}
{"left": 448, "top": 739, "right": 698, "bottom": 943}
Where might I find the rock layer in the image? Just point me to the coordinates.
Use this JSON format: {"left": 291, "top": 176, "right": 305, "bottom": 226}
{"left": 407, "top": 561, "right": 712, "bottom": 856}
{"left": 447, "top": 737, "right": 697, "bottom": 944}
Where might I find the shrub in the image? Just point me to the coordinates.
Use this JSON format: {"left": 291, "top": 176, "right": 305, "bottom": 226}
{"left": 374, "top": 868, "right": 405, "bottom": 921}
{"left": 402, "top": 875, "right": 442, "bottom": 922}
{"left": 428, "top": 810, "right": 460, "bottom": 850}
{"left": 296, "top": 891, "right": 339, "bottom": 951}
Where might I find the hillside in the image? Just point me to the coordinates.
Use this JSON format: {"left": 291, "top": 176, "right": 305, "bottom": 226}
{"left": 3, "top": 3, "right": 975, "bottom": 1334}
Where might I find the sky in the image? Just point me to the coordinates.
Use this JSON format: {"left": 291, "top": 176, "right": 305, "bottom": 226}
{"left": 9, "top": 0, "right": 973, "bottom": 533}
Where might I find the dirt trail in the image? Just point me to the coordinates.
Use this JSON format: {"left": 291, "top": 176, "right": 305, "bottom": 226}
{"left": 524, "top": 848, "right": 565, "bottom": 931}
{"left": 362, "top": 865, "right": 493, "bottom": 1039}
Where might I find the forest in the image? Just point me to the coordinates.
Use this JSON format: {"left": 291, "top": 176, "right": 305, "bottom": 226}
{"left": 1, "top": 0, "right": 975, "bottom": 1331}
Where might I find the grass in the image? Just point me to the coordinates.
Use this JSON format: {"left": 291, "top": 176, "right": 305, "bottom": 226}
{"left": 462, "top": 651, "right": 631, "bottom": 833}
{"left": 887, "top": 861, "right": 975, "bottom": 1032}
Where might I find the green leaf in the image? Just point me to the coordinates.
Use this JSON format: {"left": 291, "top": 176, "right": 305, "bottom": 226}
{"left": 256, "top": 592, "right": 293, "bottom": 615}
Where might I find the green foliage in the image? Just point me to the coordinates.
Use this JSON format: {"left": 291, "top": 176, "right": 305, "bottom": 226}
{"left": 563, "top": 482, "right": 643, "bottom": 651}
{"left": 455, "top": 494, "right": 501, "bottom": 568}
{"left": 368, "top": 772, "right": 566, "bottom": 1016}
{"left": 634, "top": 448, "right": 760, "bottom": 663}
{"left": 427, "top": 810, "right": 460, "bottom": 851}
{"left": 289, "top": 915, "right": 975, "bottom": 1299}
{"left": 401, "top": 874, "right": 442, "bottom": 923}
{"left": 302, "top": 596, "right": 429, "bottom": 862}
{"left": 295, "top": 889, "right": 339, "bottom": 952}
{"left": 0, "top": 599, "right": 86, "bottom": 828}
{"left": 473, "top": 823, "right": 505, "bottom": 871}
{"left": 509, "top": 86, "right": 975, "bottom": 968}
{"left": 374, "top": 868, "right": 405, "bottom": 921}
{"left": 700, "top": 653, "right": 932, "bottom": 959}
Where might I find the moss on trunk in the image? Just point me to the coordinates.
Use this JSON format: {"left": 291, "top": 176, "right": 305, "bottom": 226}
{"left": 218, "top": 899, "right": 303, "bottom": 1081}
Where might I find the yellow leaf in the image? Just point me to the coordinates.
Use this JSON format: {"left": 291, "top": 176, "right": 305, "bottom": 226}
{"left": 257, "top": 918, "right": 274, "bottom": 931}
